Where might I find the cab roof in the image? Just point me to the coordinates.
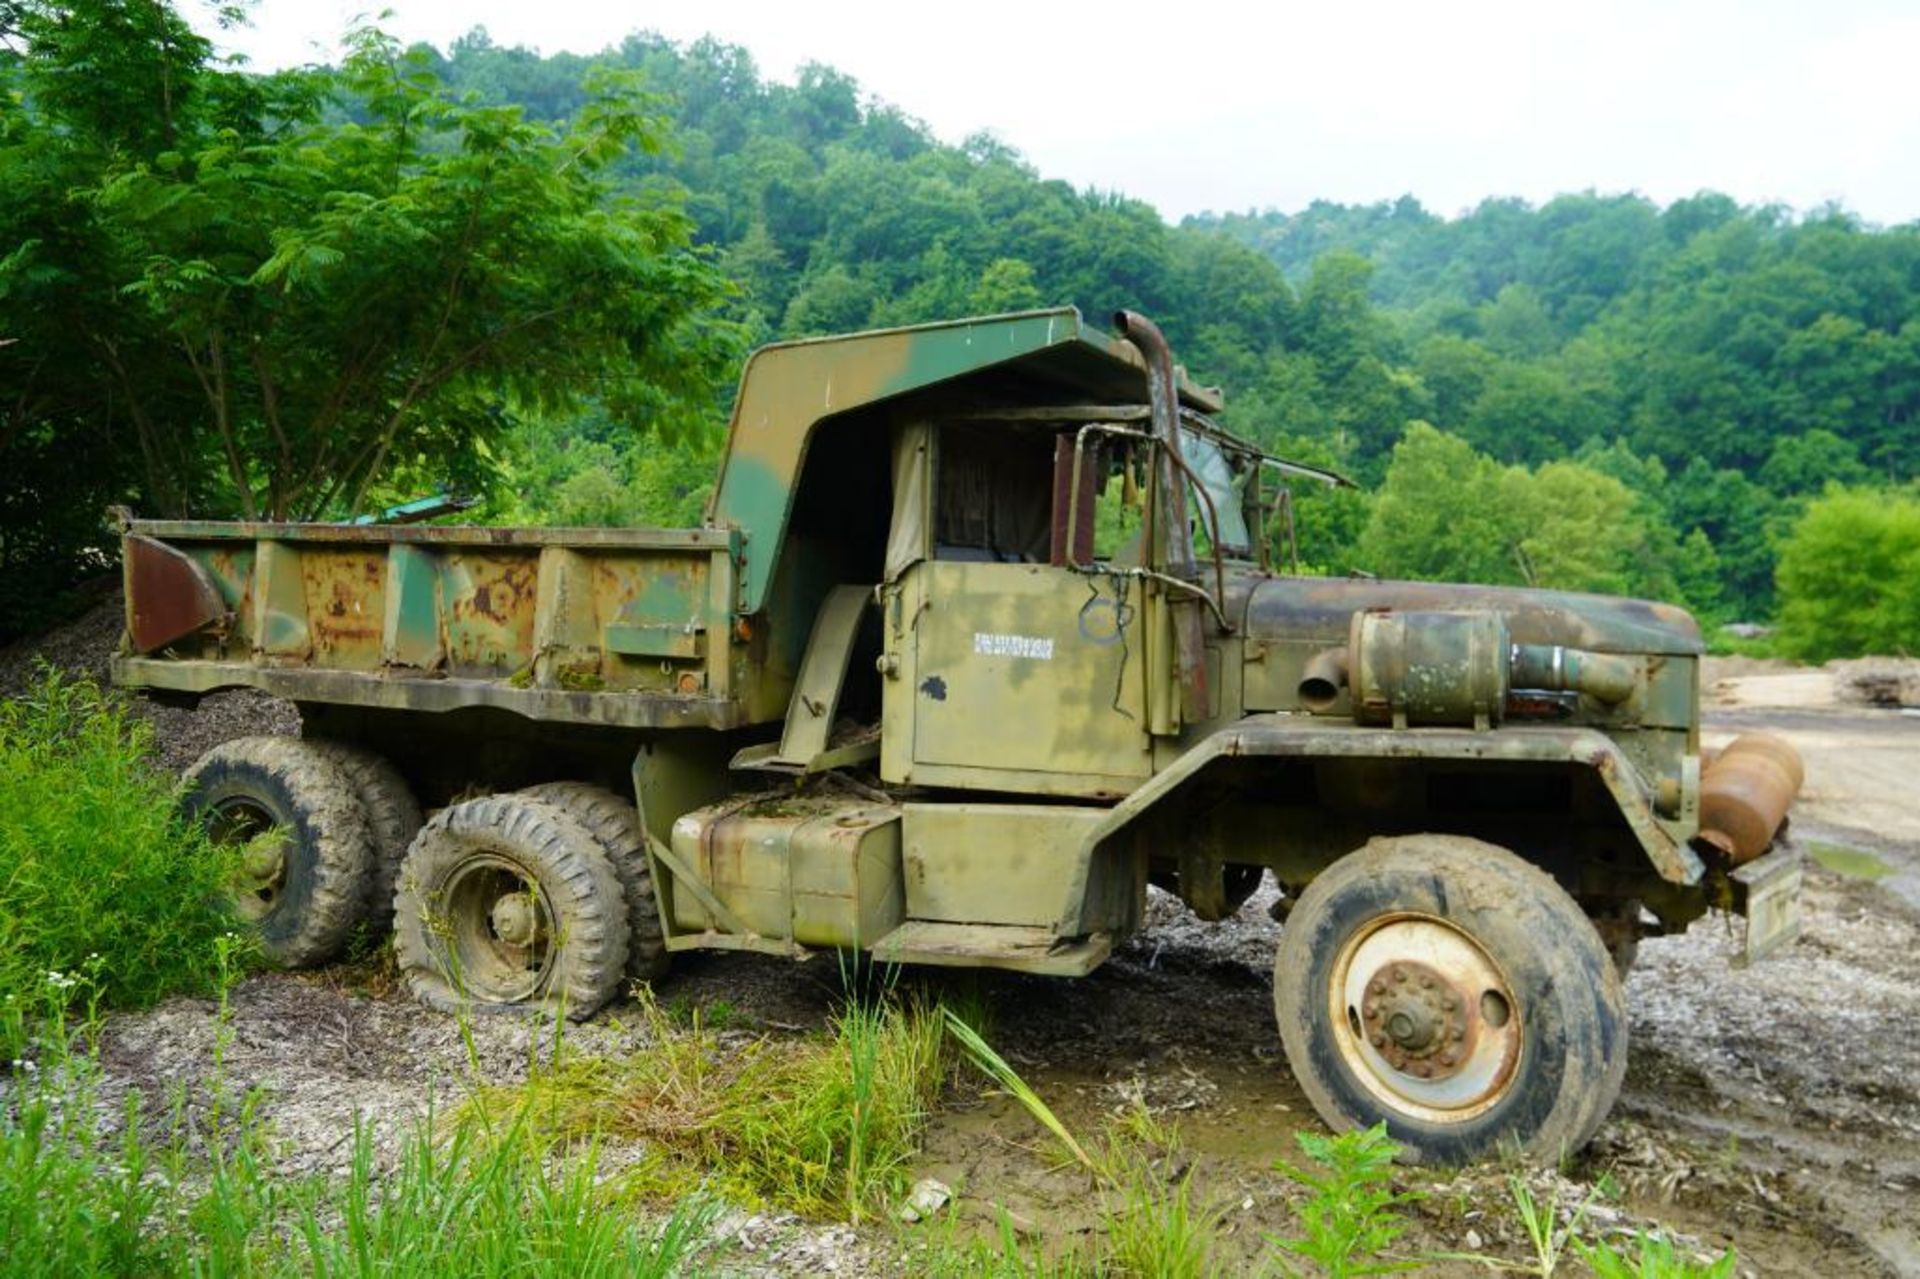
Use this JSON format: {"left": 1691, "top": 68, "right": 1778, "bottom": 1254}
{"left": 709, "top": 307, "right": 1223, "bottom": 614}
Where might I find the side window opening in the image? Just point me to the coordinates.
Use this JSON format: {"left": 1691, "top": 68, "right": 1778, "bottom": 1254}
{"left": 933, "top": 426, "right": 1054, "bottom": 563}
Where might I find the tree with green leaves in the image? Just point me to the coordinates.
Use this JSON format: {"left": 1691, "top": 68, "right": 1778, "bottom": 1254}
{"left": 1774, "top": 486, "right": 1920, "bottom": 661}
{"left": 1, "top": 2, "right": 737, "bottom": 636}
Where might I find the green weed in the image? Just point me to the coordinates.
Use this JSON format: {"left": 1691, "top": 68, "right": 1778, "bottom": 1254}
{"left": 470, "top": 988, "right": 950, "bottom": 1220}
{"left": 945, "top": 1014, "right": 1226, "bottom": 1277}
{"left": 1269, "top": 1123, "right": 1421, "bottom": 1277}
{"left": 300, "top": 1118, "right": 719, "bottom": 1277}
{"left": 943, "top": 1007, "right": 1097, "bottom": 1173}
{"left": 0, "top": 970, "right": 721, "bottom": 1276}
{"left": 1576, "top": 1230, "right": 1738, "bottom": 1278}
{"left": 1441, "top": 1175, "right": 1741, "bottom": 1277}
{"left": 913, "top": 1209, "right": 1093, "bottom": 1277}
{"left": 0, "top": 669, "right": 244, "bottom": 1056}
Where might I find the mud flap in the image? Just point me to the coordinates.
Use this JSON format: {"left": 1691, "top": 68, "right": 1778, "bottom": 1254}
{"left": 1732, "top": 845, "right": 1804, "bottom": 965}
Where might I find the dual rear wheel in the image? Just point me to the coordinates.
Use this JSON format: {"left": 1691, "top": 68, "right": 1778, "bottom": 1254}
{"left": 185, "top": 739, "right": 661, "bottom": 1020}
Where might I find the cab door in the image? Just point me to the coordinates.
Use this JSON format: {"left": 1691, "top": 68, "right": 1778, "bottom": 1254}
{"left": 878, "top": 422, "right": 1151, "bottom": 796}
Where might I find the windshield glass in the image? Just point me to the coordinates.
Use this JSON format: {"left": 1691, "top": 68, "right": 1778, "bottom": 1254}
{"left": 1181, "top": 429, "right": 1251, "bottom": 554}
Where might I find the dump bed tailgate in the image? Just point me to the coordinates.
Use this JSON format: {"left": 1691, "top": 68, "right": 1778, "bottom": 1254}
{"left": 114, "top": 519, "right": 773, "bottom": 730}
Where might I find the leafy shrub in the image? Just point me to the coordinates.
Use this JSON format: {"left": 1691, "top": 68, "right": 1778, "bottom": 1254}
{"left": 1774, "top": 486, "right": 1920, "bottom": 660}
{"left": 0, "top": 669, "right": 238, "bottom": 1054}
{"left": 1270, "top": 1123, "right": 1420, "bottom": 1277}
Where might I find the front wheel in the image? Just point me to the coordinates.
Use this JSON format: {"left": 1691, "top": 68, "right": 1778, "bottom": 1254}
{"left": 1273, "top": 835, "right": 1626, "bottom": 1164}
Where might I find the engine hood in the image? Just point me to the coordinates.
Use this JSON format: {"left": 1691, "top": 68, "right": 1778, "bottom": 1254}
{"left": 1241, "top": 576, "right": 1704, "bottom": 657}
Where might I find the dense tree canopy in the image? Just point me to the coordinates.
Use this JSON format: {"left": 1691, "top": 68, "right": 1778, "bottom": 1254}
{"left": 424, "top": 27, "right": 1917, "bottom": 632}
{"left": 0, "top": 2, "right": 735, "bottom": 634}
{"left": 5, "top": 8, "right": 1918, "bottom": 657}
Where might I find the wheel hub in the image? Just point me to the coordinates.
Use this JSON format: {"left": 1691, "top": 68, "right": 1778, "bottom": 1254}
{"left": 490, "top": 892, "right": 540, "bottom": 947}
{"left": 1331, "top": 913, "right": 1524, "bottom": 1124}
{"left": 241, "top": 838, "right": 286, "bottom": 885}
{"left": 1360, "top": 959, "right": 1470, "bottom": 1078}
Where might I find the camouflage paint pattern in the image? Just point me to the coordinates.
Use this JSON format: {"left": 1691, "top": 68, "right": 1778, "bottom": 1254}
{"left": 112, "top": 308, "right": 1763, "bottom": 974}
{"left": 116, "top": 521, "right": 754, "bottom": 729}
{"left": 708, "top": 308, "right": 1220, "bottom": 616}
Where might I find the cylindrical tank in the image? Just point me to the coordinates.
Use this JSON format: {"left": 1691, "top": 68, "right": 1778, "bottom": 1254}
{"left": 1349, "top": 610, "right": 1510, "bottom": 728}
{"left": 1697, "top": 733, "right": 1804, "bottom": 864}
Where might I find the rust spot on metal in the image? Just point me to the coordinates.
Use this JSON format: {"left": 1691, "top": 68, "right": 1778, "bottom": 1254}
{"left": 1698, "top": 733, "right": 1804, "bottom": 865}
{"left": 125, "top": 535, "right": 225, "bottom": 654}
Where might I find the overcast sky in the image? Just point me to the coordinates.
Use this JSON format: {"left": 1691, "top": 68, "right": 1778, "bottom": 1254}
{"left": 197, "top": 0, "right": 1920, "bottom": 226}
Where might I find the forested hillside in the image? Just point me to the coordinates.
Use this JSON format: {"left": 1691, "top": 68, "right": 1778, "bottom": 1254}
{"left": 427, "top": 29, "right": 1919, "bottom": 641}
{"left": 5, "top": 8, "right": 1917, "bottom": 655}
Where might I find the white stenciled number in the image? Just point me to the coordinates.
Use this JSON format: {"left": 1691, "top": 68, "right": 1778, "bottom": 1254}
{"left": 972, "top": 632, "right": 1055, "bottom": 660}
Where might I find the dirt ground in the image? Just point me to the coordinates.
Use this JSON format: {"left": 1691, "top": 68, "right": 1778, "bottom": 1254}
{"left": 10, "top": 605, "right": 1920, "bottom": 1274}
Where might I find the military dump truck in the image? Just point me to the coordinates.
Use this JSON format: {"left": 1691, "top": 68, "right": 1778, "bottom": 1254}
{"left": 114, "top": 308, "right": 1805, "bottom": 1163}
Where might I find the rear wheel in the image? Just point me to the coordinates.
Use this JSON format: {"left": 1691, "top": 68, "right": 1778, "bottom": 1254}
{"left": 1273, "top": 834, "right": 1626, "bottom": 1164}
{"left": 306, "top": 740, "right": 422, "bottom": 930}
{"left": 521, "top": 782, "right": 669, "bottom": 984}
{"left": 183, "top": 737, "right": 374, "bottom": 967}
{"left": 393, "top": 794, "right": 628, "bottom": 1020}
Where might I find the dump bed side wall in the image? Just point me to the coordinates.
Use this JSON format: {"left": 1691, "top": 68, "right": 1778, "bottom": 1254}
{"left": 115, "top": 521, "right": 791, "bottom": 730}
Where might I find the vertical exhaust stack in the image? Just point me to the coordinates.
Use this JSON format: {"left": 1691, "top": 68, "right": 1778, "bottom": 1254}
{"left": 1114, "top": 310, "right": 1209, "bottom": 722}
{"left": 1697, "top": 733, "right": 1804, "bottom": 864}
{"left": 1112, "top": 310, "right": 1193, "bottom": 576}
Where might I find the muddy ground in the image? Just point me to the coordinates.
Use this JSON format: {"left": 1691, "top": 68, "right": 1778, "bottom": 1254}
{"left": 10, "top": 605, "right": 1920, "bottom": 1274}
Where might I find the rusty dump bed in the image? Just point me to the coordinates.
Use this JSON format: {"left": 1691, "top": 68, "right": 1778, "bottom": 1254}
{"left": 112, "top": 308, "right": 1215, "bottom": 732}
{"left": 114, "top": 519, "right": 762, "bottom": 730}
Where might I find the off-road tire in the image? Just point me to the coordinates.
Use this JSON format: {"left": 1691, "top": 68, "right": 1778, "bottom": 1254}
{"left": 306, "top": 740, "right": 423, "bottom": 931}
{"left": 521, "top": 781, "right": 670, "bottom": 984}
{"left": 393, "top": 794, "right": 628, "bottom": 1021}
{"left": 1273, "top": 834, "right": 1627, "bottom": 1164}
{"left": 183, "top": 736, "right": 376, "bottom": 968}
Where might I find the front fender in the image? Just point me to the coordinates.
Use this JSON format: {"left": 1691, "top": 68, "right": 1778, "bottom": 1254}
{"left": 1082, "top": 715, "right": 1703, "bottom": 886}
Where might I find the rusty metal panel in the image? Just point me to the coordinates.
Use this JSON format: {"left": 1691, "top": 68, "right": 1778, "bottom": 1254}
{"left": 381, "top": 543, "right": 444, "bottom": 670}
{"left": 251, "top": 541, "right": 310, "bottom": 660}
{"left": 909, "top": 560, "right": 1150, "bottom": 784}
{"left": 123, "top": 535, "right": 226, "bottom": 654}
{"left": 901, "top": 803, "right": 1107, "bottom": 931}
{"left": 299, "top": 548, "right": 386, "bottom": 670}
{"left": 440, "top": 551, "right": 538, "bottom": 678}
{"left": 1245, "top": 577, "right": 1703, "bottom": 657}
{"left": 668, "top": 795, "right": 903, "bottom": 947}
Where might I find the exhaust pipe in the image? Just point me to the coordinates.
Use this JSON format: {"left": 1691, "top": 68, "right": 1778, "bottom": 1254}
{"left": 1297, "top": 646, "right": 1349, "bottom": 713}
{"left": 1698, "top": 733, "right": 1804, "bottom": 864}
{"left": 1115, "top": 310, "right": 1209, "bottom": 723}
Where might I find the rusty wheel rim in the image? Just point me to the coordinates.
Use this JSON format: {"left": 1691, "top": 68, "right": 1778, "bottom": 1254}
{"left": 438, "top": 854, "right": 556, "bottom": 1004}
{"left": 1329, "top": 912, "right": 1523, "bottom": 1124}
{"left": 208, "top": 798, "right": 288, "bottom": 923}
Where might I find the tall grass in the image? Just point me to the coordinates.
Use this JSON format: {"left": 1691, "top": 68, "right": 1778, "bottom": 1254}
{"left": 0, "top": 669, "right": 239, "bottom": 1056}
{"left": 468, "top": 989, "right": 950, "bottom": 1220}
{"left": 0, "top": 968, "right": 719, "bottom": 1277}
